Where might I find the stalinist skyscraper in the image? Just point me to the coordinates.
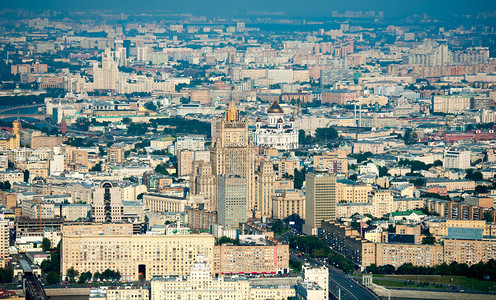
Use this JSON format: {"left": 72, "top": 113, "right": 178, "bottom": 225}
{"left": 211, "top": 102, "right": 255, "bottom": 217}
{"left": 191, "top": 103, "right": 256, "bottom": 218}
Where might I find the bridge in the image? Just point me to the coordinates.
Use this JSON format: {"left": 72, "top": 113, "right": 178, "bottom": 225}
{"left": 19, "top": 260, "right": 49, "bottom": 300}
{"left": 0, "top": 104, "right": 44, "bottom": 114}
{"left": 0, "top": 114, "right": 51, "bottom": 120}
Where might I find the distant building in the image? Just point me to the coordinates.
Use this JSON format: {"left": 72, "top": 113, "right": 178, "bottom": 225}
{"left": 254, "top": 101, "right": 298, "bottom": 151}
{"left": 92, "top": 181, "right": 123, "bottom": 223}
{"left": 443, "top": 149, "right": 471, "bottom": 169}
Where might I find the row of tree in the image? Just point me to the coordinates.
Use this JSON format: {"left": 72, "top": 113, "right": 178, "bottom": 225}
{"left": 289, "top": 235, "right": 355, "bottom": 273}
{"left": 366, "top": 260, "right": 496, "bottom": 281}
{"left": 66, "top": 267, "right": 121, "bottom": 284}
{"left": 298, "top": 128, "right": 339, "bottom": 145}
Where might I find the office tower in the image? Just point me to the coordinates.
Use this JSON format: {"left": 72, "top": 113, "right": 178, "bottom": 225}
{"left": 92, "top": 181, "right": 123, "bottom": 223}
{"left": 303, "top": 169, "right": 336, "bottom": 235}
{"left": 217, "top": 175, "right": 247, "bottom": 230}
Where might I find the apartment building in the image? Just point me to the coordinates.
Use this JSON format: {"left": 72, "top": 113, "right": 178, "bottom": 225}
{"left": 213, "top": 243, "right": 289, "bottom": 276}
{"left": 272, "top": 189, "right": 305, "bottom": 220}
{"left": 61, "top": 232, "right": 215, "bottom": 281}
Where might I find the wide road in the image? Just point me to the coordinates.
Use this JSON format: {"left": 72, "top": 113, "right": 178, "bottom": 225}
{"left": 289, "top": 250, "right": 378, "bottom": 300}
{"left": 328, "top": 266, "right": 378, "bottom": 300}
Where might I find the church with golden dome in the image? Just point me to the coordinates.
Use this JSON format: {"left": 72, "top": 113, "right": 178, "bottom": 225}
{"left": 254, "top": 100, "right": 298, "bottom": 150}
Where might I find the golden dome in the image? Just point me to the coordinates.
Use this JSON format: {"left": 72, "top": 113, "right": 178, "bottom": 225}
{"left": 267, "top": 101, "right": 284, "bottom": 114}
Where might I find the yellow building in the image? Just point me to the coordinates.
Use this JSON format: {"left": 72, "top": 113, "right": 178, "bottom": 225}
{"left": 313, "top": 150, "right": 348, "bottom": 174}
{"left": 336, "top": 181, "right": 372, "bottom": 203}
{"left": 272, "top": 189, "right": 305, "bottom": 220}
{"left": 444, "top": 238, "right": 496, "bottom": 265}
{"left": 61, "top": 231, "right": 215, "bottom": 281}
{"left": 213, "top": 243, "right": 289, "bottom": 276}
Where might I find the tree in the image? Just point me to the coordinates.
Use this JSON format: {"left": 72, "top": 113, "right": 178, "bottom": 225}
{"left": 23, "top": 170, "right": 29, "bottom": 183}
{"left": 93, "top": 272, "right": 101, "bottom": 282}
{"left": 294, "top": 168, "right": 306, "bottom": 189}
{"left": 484, "top": 211, "right": 494, "bottom": 222}
{"left": 314, "top": 127, "right": 338, "bottom": 142}
{"left": 0, "top": 267, "right": 13, "bottom": 283}
{"left": 378, "top": 166, "right": 390, "bottom": 177}
{"left": 3, "top": 181, "right": 10, "bottom": 191}
{"left": 127, "top": 123, "right": 149, "bottom": 136}
{"left": 42, "top": 238, "right": 51, "bottom": 252}
{"left": 46, "top": 271, "right": 60, "bottom": 285}
{"left": 121, "top": 117, "right": 132, "bottom": 125}
{"left": 90, "top": 162, "right": 102, "bottom": 172}
{"left": 216, "top": 236, "right": 239, "bottom": 245}
{"left": 144, "top": 102, "right": 157, "bottom": 111}
{"left": 476, "top": 185, "right": 489, "bottom": 194}
{"left": 78, "top": 271, "right": 92, "bottom": 284}
{"left": 466, "top": 169, "right": 483, "bottom": 181}
{"left": 272, "top": 219, "right": 285, "bottom": 235}
{"left": 422, "top": 233, "right": 436, "bottom": 245}
{"left": 67, "top": 267, "right": 79, "bottom": 284}
{"left": 472, "top": 172, "right": 483, "bottom": 181}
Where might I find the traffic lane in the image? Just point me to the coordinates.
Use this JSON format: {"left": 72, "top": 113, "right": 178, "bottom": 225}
{"left": 328, "top": 267, "right": 377, "bottom": 300}
{"left": 289, "top": 251, "right": 377, "bottom": 300}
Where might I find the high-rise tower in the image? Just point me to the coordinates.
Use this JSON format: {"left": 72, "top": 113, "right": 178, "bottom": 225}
{"left": 303, "top": 169, "right": 337, "bottom": 235}
{"left": 210, "top": 102, "right": 255, "bottom": 217}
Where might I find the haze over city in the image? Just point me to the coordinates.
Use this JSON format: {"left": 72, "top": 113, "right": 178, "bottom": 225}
{"left": 0, "top": 1, "right": 496, "bottom": 300}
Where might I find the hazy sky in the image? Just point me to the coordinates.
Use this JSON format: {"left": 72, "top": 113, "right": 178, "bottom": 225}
{"left": 4, "top": 0, "right": 496, "bottom": 18}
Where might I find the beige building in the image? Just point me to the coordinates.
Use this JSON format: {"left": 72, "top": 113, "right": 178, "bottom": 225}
{"left": 143, "top": 194, "right": 207, "bottom": 213}
{"left": 108, "top": 147, "right": 125, "bottom": 164}
{"left": 92, "top": 181, "right": 123, "bottom": 223}
{"left": 190, "top": 89, "right": 211, "bottom": 104}
{"left": 190, "top": 161, "right": 216, "bottom": 207}
{"left": 444, "top": 238, "right": 496, "bottom": 265}
{"left": 31, "top": 135, "right": 63, "bottom": 149}
{"left": 61, "top": 231, "right": 215, "bottom": 281}
{"left": 425, "top": 179, "right": 475, "bottom": 192}
{"left": 375, "top": 243, "right": 444, "bottom": 268}
{"left": 303, "top": 170, "right": 336, "bottom": 235}
{"left": 254, "top": 159, "right": 276, "bottom": 218}
{"left": 277, "top": 158, "right": 297, "bottom": 179}
{"left": 432, "top": 95, "right": 471, "bottom": 114}
{"left": 213, "top": 243, "right": 289, "bottom": 276}
{"left": 105, "top": 286, "right": 149, "bottom": 300}
{"left": 429, "top": 219, "right": 496, "bottom": 237}
{"left": 336, "top": 182, "right": 372, "bottom": 203}
{"left": 151, "top": 255, "right": 250, "bottom": 299}
{"left": 313, "top": 150, "right": 348, "bottom": 174}
{"left": 178, "top": 149, "right": 194, "bottom": 176}
{"left": 191, "top": 103, "right": 256, "bottom": 217}
{"left": 0, "top": 217, "right": 9, "bottom": 268}
{"left": 272, "top": 189, "right": 305, "bottom": 220}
